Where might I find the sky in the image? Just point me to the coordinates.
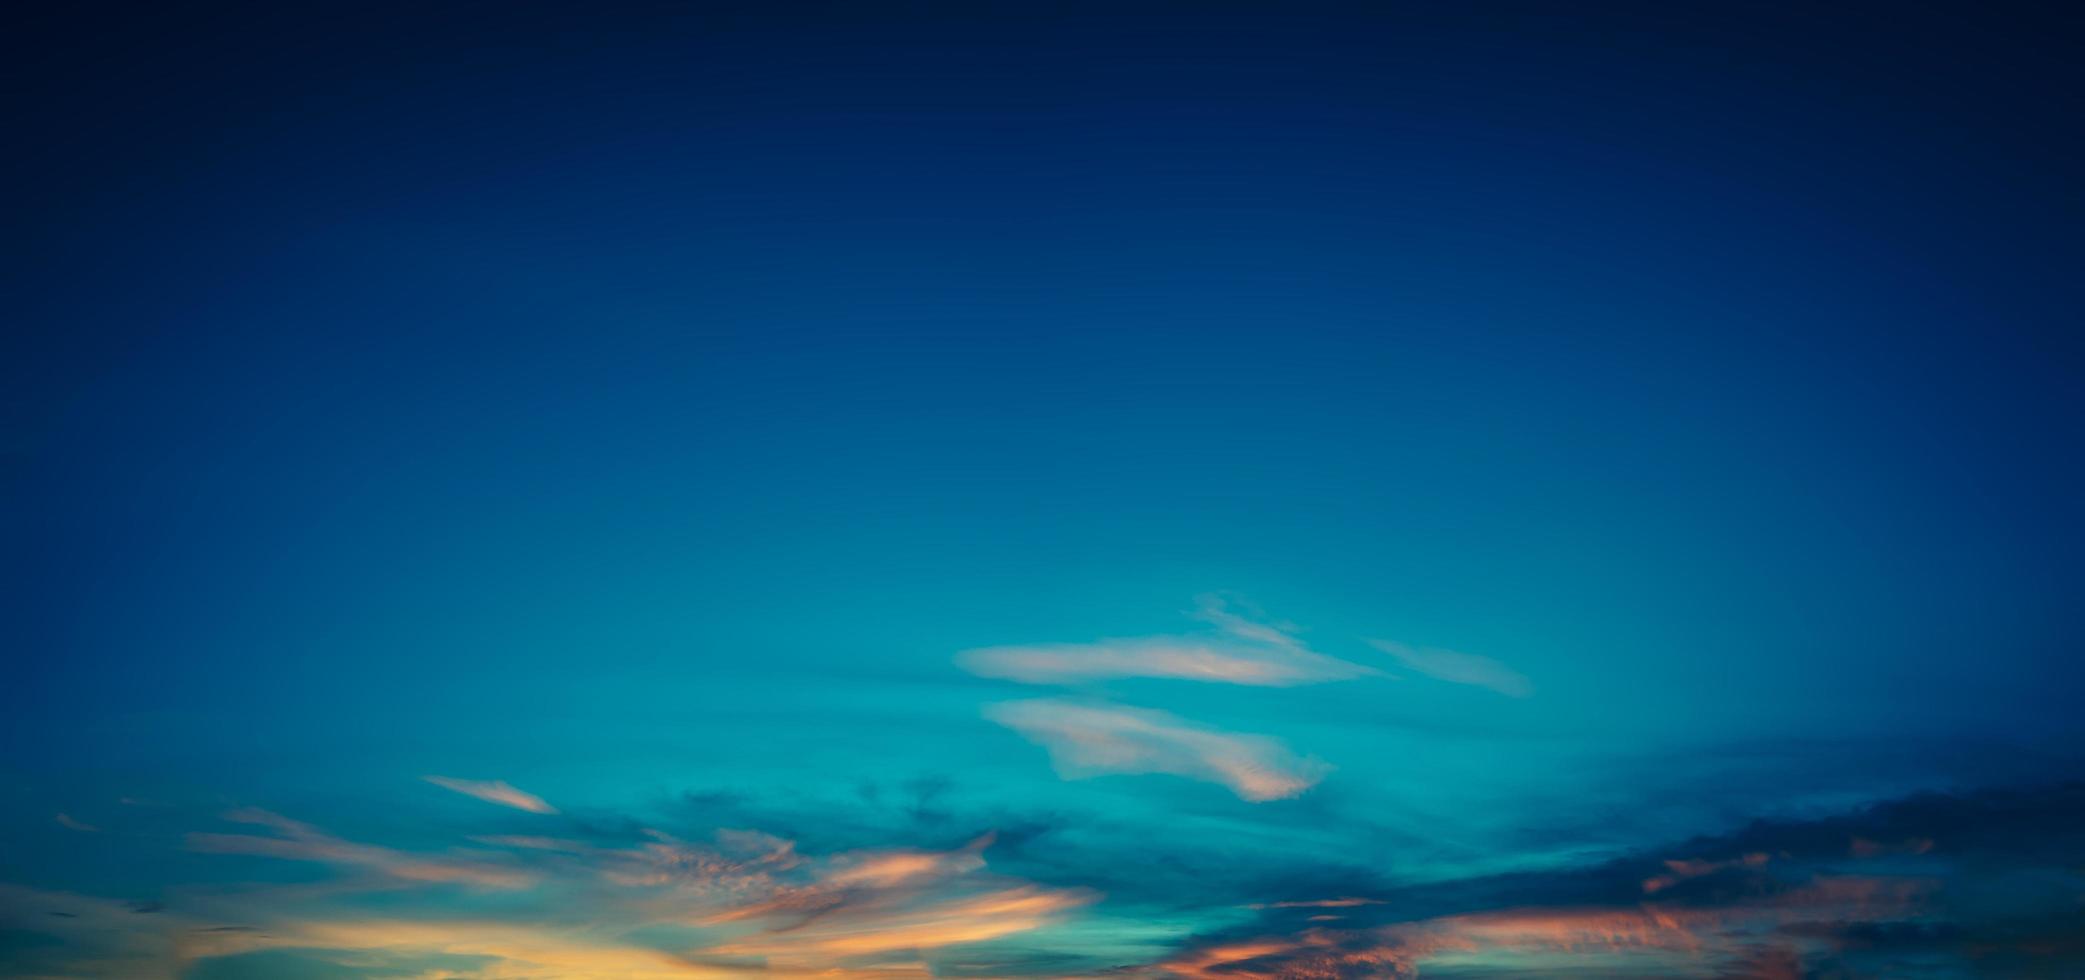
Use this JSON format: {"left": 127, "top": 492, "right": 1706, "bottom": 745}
{"left": 3, "top": 2, "right": 2083, "bottom": 977}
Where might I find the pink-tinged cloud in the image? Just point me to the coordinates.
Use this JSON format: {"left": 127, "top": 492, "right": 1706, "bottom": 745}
{"left": 958, "top": 638, "right": 1375, "bottom": 686}
{"left": 1641, "top": 851, "right": 1770, "bottom": 893}
{"left": 30, "top": 797, "right": 1087, "bottom": 979}
{"left": 468, "top": 835, "right": 595, "bottom": 853}
{"left": 423, "top": 775, "right": 558, "bottom": 814}
{"left": 984, "top": 699, "right": 1326, "bottom": 801}
{"left": 697, "top": 832, "right": 999, "bottom": 926}
{"left": 823, "top": 832, "right": 993, "bottom": 889}
{"left": 1164, "top": 874, "right": 1936, "bottom": 979}
{"left": 1248, "top": 897, "right": 1386, "bottom": 909}
{"left": 55, "top": 812, "right": 99, "bottom": 832}
{"left": 187, "top": 807, "right": 533, "bottom": 890}
{"left": 1368, "top": 639, "right": 1533, "bottom": 697}
{"left": 957, "top": 596, "right": 1375, "bottom": 687}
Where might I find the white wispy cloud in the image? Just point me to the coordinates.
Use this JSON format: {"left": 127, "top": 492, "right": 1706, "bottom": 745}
{"left": 1368, "top": 639, "right": 1533, "bottom": 698}
{"left": 957, "top": 596, "right": 1374, "bottom": 687}
{"left": 424, "top": 776, "right": 559, "bottom": 814}
{"left": 984, "top": 699, "right": 1326, "bottom": 801}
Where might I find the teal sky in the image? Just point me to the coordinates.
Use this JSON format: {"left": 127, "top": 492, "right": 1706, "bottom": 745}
{"left": 5, "top": 2, "right": 2084, "bottom": 978}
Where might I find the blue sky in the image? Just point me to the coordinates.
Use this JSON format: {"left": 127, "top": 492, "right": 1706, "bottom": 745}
{"left": 4, "top": 2, "right": 2083, "bottom": 977}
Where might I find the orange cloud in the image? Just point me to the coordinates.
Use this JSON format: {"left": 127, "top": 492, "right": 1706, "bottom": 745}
{"left": 708, "top": 885, "right": 1096, "bottom": 963}
{"left": 139, "top": 809, "right": 1087, "bottom": 979}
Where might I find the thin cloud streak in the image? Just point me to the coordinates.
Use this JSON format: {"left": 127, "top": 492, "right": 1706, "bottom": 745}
{"left": 1368, "top": 639, "right": 1533, "bottom": 698}
{"left": 959, "top": 638, "right": 1373, "bottom": 687}
{"left": 958, "top": 596, "right": 1375, "bottom": 688}
{"left": 185, "top": 808, "right": 534, "bottom": 890}
{"left": 425, "top": 776, "right": 559, "bottom": 814}
{"left": 984, "top": 699, "right": 1326, "bottom": 801}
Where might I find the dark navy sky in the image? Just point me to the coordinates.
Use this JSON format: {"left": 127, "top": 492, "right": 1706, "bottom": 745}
{"left": 5, "top": 3, "right": 2084, "bottom": 978}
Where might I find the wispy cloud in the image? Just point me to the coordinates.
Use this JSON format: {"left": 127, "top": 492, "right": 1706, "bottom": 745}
{"left": 186, "top": 808, "right": 534, "bottom": 890}
{"left": 1246, "top": 897, "right": 1385, "bottom": 910}
{"left": 54, "top": 813, "right": 99, "bottom": 833}
{"left": 166, "top": 806, "right": 1081, "bottom": 978}
{"left": 957, "top": 596, "right": 1375, "bottom": 687}
{"left": 1154, "top": 782, "right": 2085, "bottom": 979}
{"left": 1641, "top": 851, "right": 1770, "bottom": 894}
{"left": 1163, "top": 876, "right": 1935, "bottom": 979}
{"left": 707, "top": 884, "right": 1095, "bottom": 964}
{"left": 424, "top": 776, "right": 559, "bottom": 814}
{"left": 984, "top": 699, "right": 1326, "bottom": 801}
{"left": 0, "top": 795, "right": 1081, "bottom": 979}
{"left": 13, "top": 778, "right": 2085, "bottom": 978}
{"left": 207, "top": 919, "right": 727, "bottom": 979}
{"left": 1367, "top": 639, "right": 1532, "bottom": 698}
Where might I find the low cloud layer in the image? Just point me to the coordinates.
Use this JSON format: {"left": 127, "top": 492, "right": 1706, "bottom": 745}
{"left": 6, "top": 784, "right": 1093, "bottom": 978}
{"left": 6, "top": 780, "right": 2085, "bottom": 977}
{"left": 1153, "top": 782, "right": 2085, "bottom": 978}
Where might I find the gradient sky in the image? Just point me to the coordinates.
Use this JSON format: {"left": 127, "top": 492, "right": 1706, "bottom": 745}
{"left": 5, "top": 2, "right": 2084, "bottom": 978}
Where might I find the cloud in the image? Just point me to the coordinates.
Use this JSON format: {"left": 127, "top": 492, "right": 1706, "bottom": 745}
{"left": 1367, "top": 639, "right": 1533, "bottom": 697}
{"left": 186, "top": 808, "right": 534, "bottom": 890}
{"left": 189, "top": 804, "right": 1084, "bottom": 976}
{"left": 16, "top": 777, "right": 2085, "bottom": 979}
{"left": 1247, "top": 897, "right": 1386, "bottom": 909}
{"left": 14, "top": 795, "right": 1093, "bottom": 979}
{"left": 182, "top": 918, "right": 735, "bottom": 980}
{"left": 55, "top": 812, "right": 99, "bottom": 832}
{"left": 424, "top": 776, "right": 559, "bottom": 814}
{"left": 956, "top": 596, "right": 1375, "bottom": 687}
{"left": 1156, "top": 782, "right": 2085, "bottom": 978}
{"left": 707, "top": 885, "right": 1096, "bottom": 962}
{"left": 1161, "top": 877, "right": 1936, "bottom": 979}
{"left": 0, "top": 883, "right": 264, "bottom": 979}
{"left": 984, "top": 699, "right": 1326, "bottom": 801}
{"left": 1641, "top": 851, "right": 1770, "bottom": 894}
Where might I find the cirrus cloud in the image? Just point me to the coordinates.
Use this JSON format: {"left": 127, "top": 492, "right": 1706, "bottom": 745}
{"left": 425, "top": 776, "right": 559, "bottom": 814}
{"left": 1368, "top": 639, "right": 1533, "bottom": 698}
{"left": 984, "top": 699, "right": 1326, "bottom": 802}
{"left": 957, "top": 595, "right": 1376, "bottom": 688}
